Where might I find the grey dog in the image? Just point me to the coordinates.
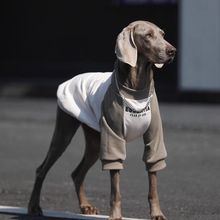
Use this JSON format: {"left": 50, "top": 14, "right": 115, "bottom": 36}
{"left": 28, "top": 20, "right": 176, "bottom": 220}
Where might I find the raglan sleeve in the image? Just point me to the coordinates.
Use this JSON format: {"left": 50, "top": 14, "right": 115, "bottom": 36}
{"left": 142, "top": 90, "right": 167, "bottom": 172}
{"left": 100, "top": 85, "right": 126, "bottom": 170}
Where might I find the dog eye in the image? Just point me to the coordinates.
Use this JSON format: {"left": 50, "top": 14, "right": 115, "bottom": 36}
{"left": 146, "top": 33, "right": 153, "bottom": 38}
{"left": 161, "top": 31, "right": 165, "bottom": 37}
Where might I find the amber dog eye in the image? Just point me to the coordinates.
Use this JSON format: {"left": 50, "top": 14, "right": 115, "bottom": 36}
{"left": 146, "top": 33, "right": 153, "bottom": 38}
{"left": 160, "top": 31, "right": 165, "bottom": 37}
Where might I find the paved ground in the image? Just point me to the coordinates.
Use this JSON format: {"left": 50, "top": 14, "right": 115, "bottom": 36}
{"left": 0, "top": 98, "right": 220, "bottom": 220}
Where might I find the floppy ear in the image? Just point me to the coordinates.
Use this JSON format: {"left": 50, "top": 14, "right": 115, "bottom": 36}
{"left": 115, "top": 26, "right": 137, "bottom": 67}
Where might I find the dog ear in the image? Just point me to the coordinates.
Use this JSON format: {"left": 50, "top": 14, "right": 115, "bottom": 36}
{"left": 115, "top": 26, "right": 137, "bottom": 67}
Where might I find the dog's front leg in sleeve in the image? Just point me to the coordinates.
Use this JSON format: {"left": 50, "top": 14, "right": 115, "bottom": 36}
{"left": 143, "top": 92, "right": 167, "bottom": 220}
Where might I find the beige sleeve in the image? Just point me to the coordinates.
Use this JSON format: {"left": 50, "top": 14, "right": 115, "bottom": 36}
{"left": 100, "top": 85, "right": 126, "bottom": 170}
{"left": 100, "top": 115, "right": 126, "bottom": 170}
{"left": 142, "top": 91, "right": 167, "bottom": 172}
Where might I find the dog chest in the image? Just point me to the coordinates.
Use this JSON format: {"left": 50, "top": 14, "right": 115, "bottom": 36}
{"left": 123, "top": 96, "right": 152, "bottom": 142}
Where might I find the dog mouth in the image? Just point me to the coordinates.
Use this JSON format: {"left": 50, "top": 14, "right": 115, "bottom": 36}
{"left": 154, "top": 56, "right": 175, "bottom": 69}
{"left": 153, "top": 55, "right": 169, "bottom": 69}
{"left": 154, "top": 63, "right": 164, "bottom": 69}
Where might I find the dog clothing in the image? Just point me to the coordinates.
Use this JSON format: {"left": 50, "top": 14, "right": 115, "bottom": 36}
{"left": 57, "top": 71, "right": 167, "bottom": 172}
{"left": 57, "top": 72, "right": 112, "bottom": 132}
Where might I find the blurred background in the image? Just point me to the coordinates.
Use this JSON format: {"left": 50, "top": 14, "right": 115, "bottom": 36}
{"left": 1, "top": 0, "right": 220, "bottom": 102}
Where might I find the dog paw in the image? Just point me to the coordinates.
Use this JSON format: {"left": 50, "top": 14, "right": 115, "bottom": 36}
{"left": 80, "top": 205, "right": 99, "bottom": 215}
{"left": 150, "top": 204, "right": 167, "bottom": 220}
{"left": 151, "top": 214, "right": 167, "bottom": 220}
{"left": 28, "top": 204, "right": 43, "bottom": 216}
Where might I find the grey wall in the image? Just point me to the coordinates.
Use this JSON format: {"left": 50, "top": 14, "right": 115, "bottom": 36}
{"left": 179, "top": 0, "right": 220, "bottom": 92}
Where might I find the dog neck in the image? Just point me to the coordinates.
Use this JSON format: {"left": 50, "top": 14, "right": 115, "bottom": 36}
{"left": 116, "top": 59, "right": 153, "bottom": 91}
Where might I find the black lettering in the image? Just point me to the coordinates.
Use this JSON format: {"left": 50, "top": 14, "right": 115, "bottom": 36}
{"left": 125, "top": 105, "right": 150, "bottom": 113}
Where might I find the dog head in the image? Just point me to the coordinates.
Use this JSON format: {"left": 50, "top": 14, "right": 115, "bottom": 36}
{"left": 115, "top": 20, "right": 176, "bottom": 68}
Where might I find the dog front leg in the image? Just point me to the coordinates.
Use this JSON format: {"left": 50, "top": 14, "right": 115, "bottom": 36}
{"left": 148, "top": 172, "right": 167, "bottom": 220}
{"left": 109, "top": 170, "right": 122, "bottom": 220}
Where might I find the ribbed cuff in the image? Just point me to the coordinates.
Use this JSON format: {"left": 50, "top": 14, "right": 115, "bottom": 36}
{"left": 146, "top": 160, "right": 166, "bottom": 172}
{"left": 102, "top": 160, "right": 124, "bottom": 170}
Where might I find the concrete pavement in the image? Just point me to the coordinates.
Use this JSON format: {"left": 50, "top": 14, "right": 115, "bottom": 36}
{"left": 0, "top": 98, "right": 220, "bottom": 220}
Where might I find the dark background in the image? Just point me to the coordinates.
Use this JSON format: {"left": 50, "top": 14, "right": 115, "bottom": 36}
{"left": 1, "top": 0, "right": 178, "bottom": 100}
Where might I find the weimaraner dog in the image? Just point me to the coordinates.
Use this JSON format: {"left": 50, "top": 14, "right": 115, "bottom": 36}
{"left": 28, "top": 20, "right": 176, "bottom": 220}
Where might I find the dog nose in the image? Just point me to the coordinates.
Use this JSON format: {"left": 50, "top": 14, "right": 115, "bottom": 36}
{"left": 166, "top": 46, "right": 176, "bottom": 57}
